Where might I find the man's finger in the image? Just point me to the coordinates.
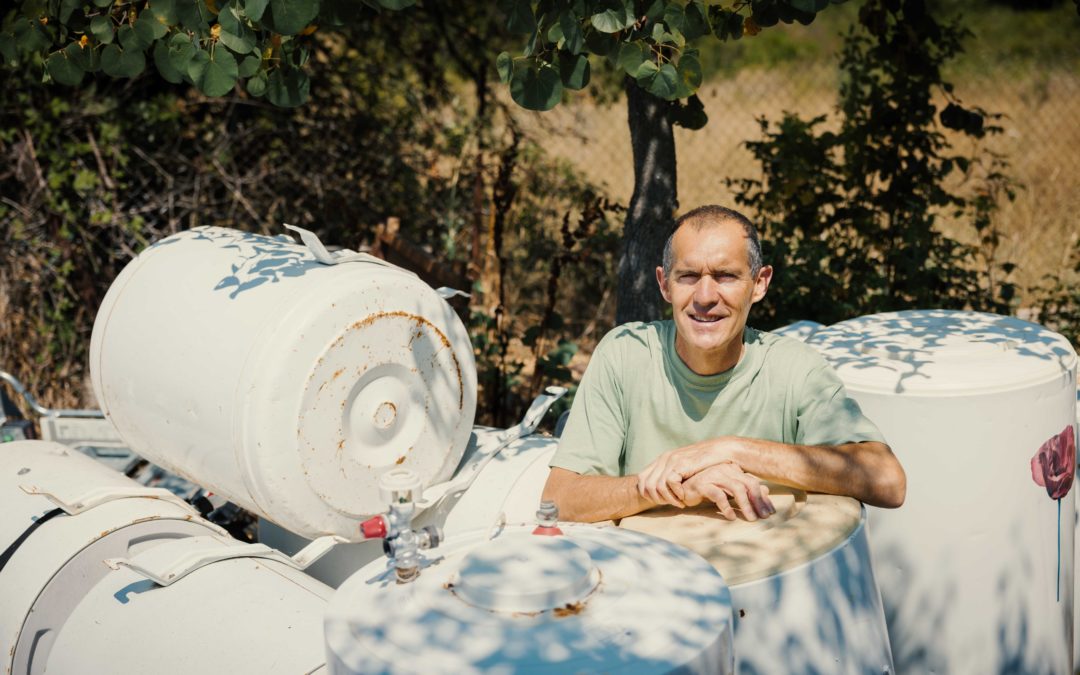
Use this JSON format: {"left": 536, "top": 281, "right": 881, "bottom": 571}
{"left": 702, "top": 484, "right": 736, "bottom": 520}
{"left": 655, "top": 476, "right": 685, "bottom": 508}
{"left": 727, "top": 482, "right": 757, "bottom": 522}
{"left": 740, "top": 474, "right": 774, "bottom": 518}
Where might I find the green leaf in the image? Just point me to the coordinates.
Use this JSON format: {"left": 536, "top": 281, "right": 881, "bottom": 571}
{"left": 496, "top": 51, "right": 513, "bottom": 84}
{"left": 46, "top": 49, "right": 85, "bottom": 85}
{"left": 15, "top": 19, "right": 52, "bottom": 52}
{"left": 92, "top": 0, "right": 112, "bottom": 6}
{"left": 663, "top": 4, "right": 687, "bottom": 34}
{"left": 178, "top": 0, "right": 212, "bottom": 33}
{"left": 558, "top": 52, "right": 590, "bottom": 90}
{"left": 590, "top": 0, "right": 634, "bottom": 33}
{"left": 101, "top": 44, "right": 147, "bottom": 78}
{"left": 505, "top": 0, "right": 536, "bottom": 34}
{"left": 90, "top": 16, "right": 115, "bottom": 44}
{"left": 0, "top": 34, "right": 16, "bottom": 64}
{"left": 167, "top": 32, "right": 198, "bottom": 74}
{"left": 617, "top": 41, "right": 648, "bottom": 76}
{"left": 153, "top": 0, "right": 181, "bottom": 24}
{"left": 510, "top": 60, "right": 563, "bottom": 111}
{"left": 188, "top": 47, "right": 239, "bottom": 96}
{"left": 219, "top": 30, "right": 256, "bottom": 55}
{"left": 265, "top": 67, "right": 310, "bottom": 106}
{"left": 238, "top": 53, "right": 260, "bottom": 77}
{"left": 639, "top": 61, "right": 679, "bottom": 99}
{"left": 678, "top": 51, "right": 702, "bottom": 90}
{"left": 559, "top": 14, "right": 583, "bottom": 54}
{"left": 153, "top": 40, "right": 185, "bottom": 83}
{"left": 583, "top": 28, "right": 618, "bottom": 56}
{"left": 264, "top": 0, "right": 319, "bottom": 35}
{"left": 134, "top": 8, "right": 169, "bottom": 44}
{"left": 59, "top": 0, "right": 81, "bottom": 24}
{"left": 377, "top": 0, "right": 415, "bottom": 8}
{"left": 241, "top": 0, "right": 270, "bottom": 21}
{"left": 118, "top": 25, "right": 150, "bottom": 53}
{"left": 246, "top": 70, "right": 268, "bottom": 96}
{"left": 683, "top": 0, "right": 710, "bottom": 40}
{"left": 64, "top": 41, "right": 96, "bottom": 71}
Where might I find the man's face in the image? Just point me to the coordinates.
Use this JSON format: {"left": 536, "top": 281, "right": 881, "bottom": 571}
{"left": 655, "top": 220, "right": 772, "bottom": 373}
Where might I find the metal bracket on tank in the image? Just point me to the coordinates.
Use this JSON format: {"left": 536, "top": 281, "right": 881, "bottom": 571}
{"left": 104, "top": 533, "right": 349, "bottom": 587}
{"left": 283, "top": 224, "right": 393, "bottom": 267}
{"left": 417, "top": 386, "right": 567, "bottom": 511}
{"left": 19, "top": 483, "right": 196, "bottom": 516}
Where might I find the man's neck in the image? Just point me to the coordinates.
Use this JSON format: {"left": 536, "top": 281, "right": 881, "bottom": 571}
{"left": 673, "top": 333, "right": 746, "bottom": 376}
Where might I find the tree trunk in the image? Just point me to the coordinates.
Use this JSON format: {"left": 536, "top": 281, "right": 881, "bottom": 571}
{"left": 617, "top": 77, "right": 678, "bottom": 325}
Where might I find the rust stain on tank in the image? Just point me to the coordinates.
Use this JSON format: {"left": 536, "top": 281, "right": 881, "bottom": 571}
{"left": 350, "top": 311, "right": 464, "bottom": 409}
{"left": 553, "top": 601, "right": 586, "bottom": 618}
{"left": 395, "top": 455, "right": 405, "bottom": 465}
{"left": 332, "top": 368, "right": 344, "bottom": 380}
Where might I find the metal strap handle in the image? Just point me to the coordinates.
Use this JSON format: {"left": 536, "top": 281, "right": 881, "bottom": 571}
{"left": 20, "top": 483, "right": 198, "bottom": 517}
{"left": 104, "top": 534, "right": 348, "bottom": 587}
{"left": 417, "top": 386, "right": 567, "bottom": 510}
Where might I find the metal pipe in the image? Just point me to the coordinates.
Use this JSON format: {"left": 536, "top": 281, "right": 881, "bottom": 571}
{"left": 0, "top": 370, "right": 105, "bottom": 419}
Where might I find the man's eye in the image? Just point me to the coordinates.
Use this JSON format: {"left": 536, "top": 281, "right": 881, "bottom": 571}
{"left": 679, "top": 274, "right": 699, "bottom": 283}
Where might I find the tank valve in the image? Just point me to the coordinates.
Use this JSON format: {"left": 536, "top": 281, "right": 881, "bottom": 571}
{"left": 532, "top": 500, "right": 564, "bottom": 536}
{"left": 358, "top": 469, "right": 442, "bottom": 583}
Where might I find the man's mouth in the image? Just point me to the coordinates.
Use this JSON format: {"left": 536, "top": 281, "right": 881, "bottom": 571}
{"left": 689, "top": 314, "right": 722, "bottom": 324}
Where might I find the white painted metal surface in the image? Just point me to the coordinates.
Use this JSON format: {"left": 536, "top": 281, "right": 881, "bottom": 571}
{"left": 1, "top": 440, "right": 332, "bottom": 674}
{"left": 90, "top": 226, "right": 477, "bottom": 539}
{"left": 258, "top": 427, "right": 558, "bottom": 588}
{"left": 45, "top": 535, "right": 331, "bottom": 674}
{"left": 327, "top": 524, "right": 735, "bottom": 674}
{"left": 770, "top": 320, "right": 825, "bottom": 342}
{"left": 810, "top": 309, "right": 1077, "bottom": 674}
{"left": 619, "top": 489, "right": 893, "bottom": 673}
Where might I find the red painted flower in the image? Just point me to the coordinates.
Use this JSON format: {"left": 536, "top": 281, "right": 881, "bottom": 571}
{"left": 1031, "top": 426, "right": 1076, "bottom": 500}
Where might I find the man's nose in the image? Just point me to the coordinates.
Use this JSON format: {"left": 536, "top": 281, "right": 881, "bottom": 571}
{"left": 693, "top": 277, "right": 720, "bottom": 306}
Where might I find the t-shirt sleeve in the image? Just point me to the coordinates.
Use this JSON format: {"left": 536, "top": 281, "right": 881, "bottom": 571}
{"left": 549, "top": 335, "right": 627, "bottom": 476}
{"left": 794, "top": 351, "right": 886, "bottom": 447}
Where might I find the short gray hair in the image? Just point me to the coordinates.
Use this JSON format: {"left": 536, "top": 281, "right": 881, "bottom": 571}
{"left": 662, "top": 205, "right": 763, "bottom": 279}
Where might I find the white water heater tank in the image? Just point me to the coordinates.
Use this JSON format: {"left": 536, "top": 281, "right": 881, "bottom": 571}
{"left": 326, "top": 524, "right": 735, "bottom": 674}
{"left": 0, "top": 441, "right": 331, "bottom": 674}
{"left": 90, "top": 226, "right": 477, "bottom": 539}
{"left": 809, "top": 309, "right": 1076, "bottom": 674}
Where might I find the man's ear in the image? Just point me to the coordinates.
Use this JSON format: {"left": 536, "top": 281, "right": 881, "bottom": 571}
{"left": 655, "top": 266, "right": 672, "bottom": 303}
{"left": 751, "top": 265, "right": 773, "bottom": 303}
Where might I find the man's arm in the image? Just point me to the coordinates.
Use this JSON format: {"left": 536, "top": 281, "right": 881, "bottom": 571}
{"left": 638, "top": 437, "right": 906, "bottom": 509}
{"left": 541, "top": 467, "right": 660, "bottom": 523}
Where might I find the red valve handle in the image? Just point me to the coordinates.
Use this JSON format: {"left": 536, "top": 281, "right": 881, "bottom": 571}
{"left": 360, "top": 515, "right": 388, "bottom": 539}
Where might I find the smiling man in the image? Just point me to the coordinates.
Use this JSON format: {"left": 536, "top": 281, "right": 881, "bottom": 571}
{"left": 542, "top": 205, "right": 906, "bottom": 522}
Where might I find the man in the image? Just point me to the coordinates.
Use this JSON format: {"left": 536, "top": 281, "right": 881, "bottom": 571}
{"left": 543, "top": 205, "right": 906, "bottom": 522}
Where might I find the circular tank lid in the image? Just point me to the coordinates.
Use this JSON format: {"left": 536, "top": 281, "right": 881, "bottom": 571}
{"left": 617, "top": 485, "right": 861, "bottom": 586}
{"left": 326, "top": 526, "right": 734, "bottom": 674}
{"left": 452, "top": 534, "right": 599, "bottom": 613}
{"left": 806, "top": 310, "right": 1077, "bottom": 395}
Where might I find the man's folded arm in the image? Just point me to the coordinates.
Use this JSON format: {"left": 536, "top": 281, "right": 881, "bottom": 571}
{"left": 541, "top": 467, "right": 659, "bottom": 523}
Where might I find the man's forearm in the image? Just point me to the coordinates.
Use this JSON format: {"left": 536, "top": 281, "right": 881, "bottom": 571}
{"left": 726, "top": 438, "right": 906, "bottom": 508}
{"left": 541, "top": 467, "right": 658, "bottom": 522}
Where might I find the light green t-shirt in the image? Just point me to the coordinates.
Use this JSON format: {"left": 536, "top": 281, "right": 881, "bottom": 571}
{"left": 551, "top": 321, "right": 885, "bottom": 476}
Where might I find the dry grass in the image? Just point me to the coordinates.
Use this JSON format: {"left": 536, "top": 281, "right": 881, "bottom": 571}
{"left": 514, "top": 63, "right": 1080, "bottom": 306}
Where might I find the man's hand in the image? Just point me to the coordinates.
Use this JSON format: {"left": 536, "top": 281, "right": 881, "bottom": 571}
{"left": 681, "top": 462, "right": 776, "bottom": 521}
{"left": 636, "top": 438, "right": 733, "bottom": 507}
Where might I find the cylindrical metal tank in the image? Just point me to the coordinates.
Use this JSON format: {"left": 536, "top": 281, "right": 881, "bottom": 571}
{"left": 1, "top": 440, "right": 332, "bottom": 674}
{"left": 258, "top": 427, "right": 557, "bottom": 588}
{"left": 326, "top": 524, "right": 735, "bottom": 674}
{"left": 618, "top": 489, "right": 893, "bottom": 673}
{"left": 90, "top": 226, "right": 477, "bottom": 539}
{"left": 809, "top": 309, "right": 1077, "bottom": 674}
